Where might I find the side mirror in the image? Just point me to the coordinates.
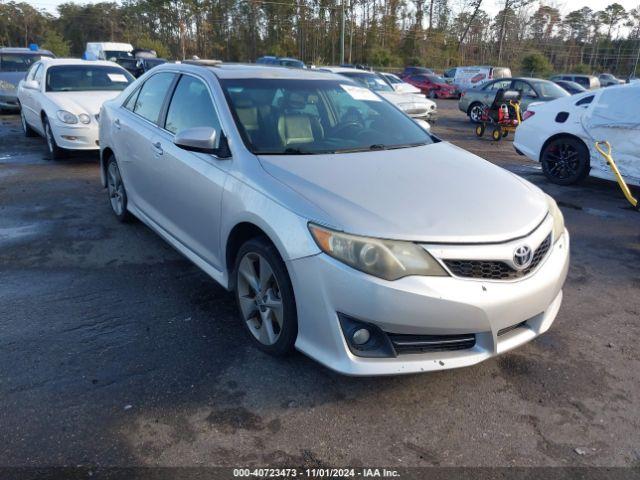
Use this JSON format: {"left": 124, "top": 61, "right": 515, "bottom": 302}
{"left": 24, "top": 80, "right": 39, "bottom": 90}
{"left": 174, "top": 127, "right": 218, "bottom": 154}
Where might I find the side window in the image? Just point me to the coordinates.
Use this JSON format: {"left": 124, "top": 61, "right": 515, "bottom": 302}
{"left": 484, "top": 80, "right": 510, "bottom": 91}
{"left": 164, "top": 75, "right": 221, "bottom": 147}
{"left": 133, "top": 72, "right": 175, "bottom": 124}
{"left": 26, "top": 62, "right": 41, "bottom": 81}
{"left": 513, "top": 80, "right": 536, "bottom": 97}
{"left": 576, "top": 95, "right": 594, "bottom": 106}
{"left": 33, "top": 64, "right": 44, "bottom": 84}
{"left": 123, "top": 87, "right": 140, "bottom": 111}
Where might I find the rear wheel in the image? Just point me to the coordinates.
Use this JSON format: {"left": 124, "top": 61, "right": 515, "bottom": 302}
{"left": 429, "top": 90, "right": 437, "bottom": 99}
{"left": 234, "top": 237, "right": 297, "bottom": 356}
{"left": 492, "top": 127, "right": 503, "bottom": 141}
{"left": 468, "top": 103, "right": 484, "bottom": 123}
{"left": 106, "top": 156, "right": 132, "bottom": 222}
{"left": 475, "top": 124, "right": 485, "bottom": 137}
{"left": 541, "top": 136, "right": 590, "bottom": 185}
{"left": 43, "top": 117, "right": 65, "bottom": 160}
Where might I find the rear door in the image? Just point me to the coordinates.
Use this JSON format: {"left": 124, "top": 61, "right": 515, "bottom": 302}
{"left": 114, "top": 71, "right": 176, "bottom": 219}
{"left": 145, "top": 73, "right": 229, "bottom": 269}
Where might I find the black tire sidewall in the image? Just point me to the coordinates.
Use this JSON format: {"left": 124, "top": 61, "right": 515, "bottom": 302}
{"left": 43, "top": 117, "right": 64, "bottom": 160}
{"left": 542, "top": 137, "right": 590, "bottom": 185}
{"left": 234, "top": 237, "right": 298, "bottom": 356}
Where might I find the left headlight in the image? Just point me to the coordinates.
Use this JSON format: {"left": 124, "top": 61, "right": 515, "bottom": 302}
{"left": 546, "top": 195, "right": 565, "bottom": 243}
{"left": 56, "top": 110, "right": 78, "bottom": 124}
{"left": 0, "top": 80, "right": 16, "bottom": 91}
{"left": 308, "top": 223, "right": 448, "bottom": 281}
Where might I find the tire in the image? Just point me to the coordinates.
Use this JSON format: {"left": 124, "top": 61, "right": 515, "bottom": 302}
{"left": 502, "top": 130, "right": 509, "bottom": 138}
{"left": 541, "top": 136, "right": 590, "bottom": 186}
{"left": 475, "top": 124, "right": 485, "bottom": 137}
{"left": 43, "top": 116, "right": 65, "bottom": 160}
{"left": 468, "top": 102, "right": 484, "bottom": 123}
{"left": 234, "top": 237, "right": 297, "bottom": 356}
{"left": 492, "top": 127, "right": 502, "bottom": 141}
{"left": 105, "top": 155, "right": 133, "bottom": 222}
{"left": 20, "top": 106, "right": 36, "bottom": 137}
{"left": 429, "top": 90, "right": 437, "bottom": 99}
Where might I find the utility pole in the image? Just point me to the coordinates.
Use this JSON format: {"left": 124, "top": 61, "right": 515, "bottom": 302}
{"left": 340, "top": 0, "right": 345, "bottom": 65}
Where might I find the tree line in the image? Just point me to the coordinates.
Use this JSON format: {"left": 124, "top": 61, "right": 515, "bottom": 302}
{"left": 1, "top": 0, "right": 640, "bottom": 76}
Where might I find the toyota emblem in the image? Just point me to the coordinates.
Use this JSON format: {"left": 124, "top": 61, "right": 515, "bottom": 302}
{"left": 513, "top": 245, "right": 533, "bottom": 270}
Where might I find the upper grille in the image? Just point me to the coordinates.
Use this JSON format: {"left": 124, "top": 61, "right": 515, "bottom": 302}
{"left": 444, "top": 234, "right": 552, "bottom": 280}
{"left": 388, "top": 332, "right": 476, "bottom": 354}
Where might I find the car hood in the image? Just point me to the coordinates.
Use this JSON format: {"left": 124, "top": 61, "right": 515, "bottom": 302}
{"left": 379, "top": 90, "right": 430, "bottom": 107}
{"left": 258, "top": 142, "right": 548, "bottom": 243}
{"left": 46, "top": 91, "right": 123, "bottom": 116}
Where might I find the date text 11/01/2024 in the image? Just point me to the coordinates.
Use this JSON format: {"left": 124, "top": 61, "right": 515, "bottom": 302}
{"left": 233, "top": 468, "right": 401, "bottom": 477}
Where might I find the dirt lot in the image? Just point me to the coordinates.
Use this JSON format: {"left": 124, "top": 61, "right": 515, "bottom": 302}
{"left": 1, "top": 100, "right": 639, "bottom": 469}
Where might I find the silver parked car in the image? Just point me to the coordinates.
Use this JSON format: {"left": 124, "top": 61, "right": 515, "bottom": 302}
{"left": 99, "top": 63, "right": 570, "bottom": 376}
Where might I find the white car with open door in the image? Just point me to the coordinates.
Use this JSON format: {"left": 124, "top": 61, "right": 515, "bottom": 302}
{"left": 17, "top": 58, "right": 134, "bottom": 159}
{"left": 514, "top": 83, "right": 640, "bottom": 187}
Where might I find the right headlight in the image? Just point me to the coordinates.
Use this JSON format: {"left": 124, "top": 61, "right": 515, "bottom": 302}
{"left": 546, "top": 195, "right": 565, "bottom": 243}
{"left": 56, "top": 110, "right": 78, "bottom": 124}
{"left": 308, "top": 223, "right": 448, "bottom": 281}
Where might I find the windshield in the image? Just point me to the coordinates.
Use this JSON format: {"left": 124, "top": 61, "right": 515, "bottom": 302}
{"left": 531, "top": 80, "right": 570, "bottom": 99}
{"left": 221, "top": 78, "right": 433, "bottom": 155}
{"left": 0, "top": 53, "right": 52, "bottom": 72}
{"left": 384, "top": 74, "right": 402, "bottom": 84}
{"left": 279, "top": 59, "right": 305, "bottom": 68}
{"left": 339, "top": 72, "right": 393, "bottom": 92}
{"left": 46, "top": 65, "right": 134, "bottom": 92}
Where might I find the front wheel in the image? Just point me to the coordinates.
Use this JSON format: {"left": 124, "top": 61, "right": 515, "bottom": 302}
{"left": 43, "top": 117, "right": 65, "bottom": 160}
{"left": 475, "top": 124, "right": 485, "bottom": 137}
{"left": 492, "top": 127, "right": 503, "bottom": 141}
{"left": 468, "top": 103, "right": 484, "bottom": 123}
{"left": 541, "top": 137, "right": 590, "bottom": 185}
{"left": 429, "top": 90, "right": 437, "bottom": 99}
{"left": 20, "top": 106, "right": 36, "bottom": 137}
{"left": 234, "top": 238, "right": 297, "bottom": 356}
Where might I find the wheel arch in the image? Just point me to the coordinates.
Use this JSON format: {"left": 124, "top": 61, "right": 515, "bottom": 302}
{"left": 538, "top": 133, "right": 590, "bottom": 166}
{"left": 100, "top": 147, "right": 115, "bottom": 188}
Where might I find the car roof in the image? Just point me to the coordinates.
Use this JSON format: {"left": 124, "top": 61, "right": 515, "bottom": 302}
{"left": 321, "top": 66, "right": 373, "bottom": 74}
{"left": 0, "top": 47, "right": 53, "bottom": 55}
{"left": 153, "top": 62, "right": 342, "bottom": 81}
{"left": 38, "top": 58, "right": 123, "bottom": 68}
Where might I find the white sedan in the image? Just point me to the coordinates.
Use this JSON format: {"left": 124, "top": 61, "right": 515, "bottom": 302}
{"left": 378, "top": 72, "right": 422, "bottom": 94}
{"left": 18, "top": 58, "right": 134, "bottom": 159}
{"left": 514, "top": 83, "right": 640, "bottom": 187}
{"left": 321, "top": 67, "right": 437, "bottom": 122}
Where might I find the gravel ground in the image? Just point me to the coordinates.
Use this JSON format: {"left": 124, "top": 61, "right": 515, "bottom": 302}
{"left": 1, "top": 100, "right": 639, "bottom": 468}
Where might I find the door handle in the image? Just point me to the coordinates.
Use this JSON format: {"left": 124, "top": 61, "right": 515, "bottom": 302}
{"left": 114, "top": 118, "right": 121, "bottom": 129}
{"left": 152, "top": 141, "right": 163, "bottom": 155}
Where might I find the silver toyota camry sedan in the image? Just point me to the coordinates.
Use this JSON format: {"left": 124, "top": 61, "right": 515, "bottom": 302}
{"left": 99, "top": 63, "right": 569, "bottom": 376}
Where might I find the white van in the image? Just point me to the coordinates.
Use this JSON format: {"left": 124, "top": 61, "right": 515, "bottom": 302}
{"left": 453, "top": 66, "right": 512, "bottom": 90}
{"left": 85, "top": 42, "right": 134, "bottom": 61}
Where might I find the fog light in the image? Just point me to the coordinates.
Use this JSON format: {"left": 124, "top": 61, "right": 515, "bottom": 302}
{"left": 352, "top": 328, "right": 370, "bottom": 345}
{"left": 61, "top": 135, "right": 78, "bottom": 141}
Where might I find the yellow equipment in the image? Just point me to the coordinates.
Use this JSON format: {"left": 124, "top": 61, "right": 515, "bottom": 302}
{"left": 595, "top": 141, "right": 639, "bottom": 210}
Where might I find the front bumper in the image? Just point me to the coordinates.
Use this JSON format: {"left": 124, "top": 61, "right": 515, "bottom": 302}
{"left": 51, "top": 121, "right": 100, "bottom": 151}
{"left": 288, "top": 230, "right": 569, "bottom": 376}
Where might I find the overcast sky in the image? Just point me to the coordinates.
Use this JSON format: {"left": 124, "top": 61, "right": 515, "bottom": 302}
{"left": 30, "top": 0, "right": 640, "bottom": 16}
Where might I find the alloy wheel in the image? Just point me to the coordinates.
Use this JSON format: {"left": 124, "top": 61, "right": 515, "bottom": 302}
{"left": 45, "top": 123, "right": 55, "bottom": 154}
{"left": 236, "top": 252, "right": 284, "bottom": 346}
{"left": 469, "top": 104, "right": 483, "bottom": 122}
{"left": 543, "top": 142, "right": 580, "bottom": 181}
{"left": 21, "top": 110, "right": 27, "bottom": 133}
{"left": 107, "top": 161, "right": 125, "bottom": 216}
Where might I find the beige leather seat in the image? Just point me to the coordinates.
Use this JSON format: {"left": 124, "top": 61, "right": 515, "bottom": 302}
{"left": 277, "top": 93, "right": 323, "bottom": 147}
{"left": 234, "top": 98, "right": 260, "bottom": 143}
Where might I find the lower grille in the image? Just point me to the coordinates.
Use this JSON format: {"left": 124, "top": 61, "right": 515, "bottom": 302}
{"left": 444, "top": 234, "right": 552, "bottom": 280}
{"left": 498, "top": 321, "right": 528, "bottom": 336}
{"left": 387, "top": 332, "right": 476, "bottom": 354}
